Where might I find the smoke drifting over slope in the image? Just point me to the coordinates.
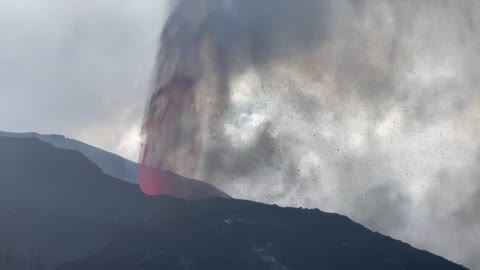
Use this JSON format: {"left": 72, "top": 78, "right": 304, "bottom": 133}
{"left": 141, "top": 0, "right": 480, "bottom": 268}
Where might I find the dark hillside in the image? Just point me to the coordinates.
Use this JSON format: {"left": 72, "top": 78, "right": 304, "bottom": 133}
{"left": 0, "top": 137, "right": 467, "bottom": 270}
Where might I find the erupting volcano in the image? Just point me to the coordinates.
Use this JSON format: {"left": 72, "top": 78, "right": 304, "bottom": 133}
{"left": 138, "top": 0, "right": 325, "bottom": 198}
{"left": 139, "top": 0, "right": 225, "bottom": 198}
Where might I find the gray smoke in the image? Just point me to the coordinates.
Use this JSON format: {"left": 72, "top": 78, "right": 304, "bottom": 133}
{"left": 143, "top": 0, "right": 480, "bottom": 268}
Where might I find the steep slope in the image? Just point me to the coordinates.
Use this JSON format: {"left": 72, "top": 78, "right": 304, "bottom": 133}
{"left": 0, "top": 136, "right": 144, "bottom": 219}
{"left": 0, "top": 137, "right": 468, "bottom": 270}
{"left": 0, "top": 137, "right": 146, "bottom": 270}
{"left": 0, "top": 132, "right": 229, "bottom": 199}
{"left": 0, "top": 131, "right": 138, "bottom": 183}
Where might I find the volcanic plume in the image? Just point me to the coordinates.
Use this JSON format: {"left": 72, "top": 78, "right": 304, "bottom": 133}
{"left": 139, "top": 0, "right": 230, "bottom": 197}
{"left": 138, "top": 2, "right": 480, "bottom": 266}
{"left": 139, "top": 0, "right": 215, "bottom": 197}
{"left": 139, "top": 0, "right": 327, "bottom": 197}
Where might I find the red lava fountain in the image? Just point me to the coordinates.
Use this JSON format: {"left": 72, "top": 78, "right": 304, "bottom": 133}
{"left": 139, "top": 76, "right": 197, "bottom": 197}
{"left": 139, "top": 0, "right": 223, "bottom": 198}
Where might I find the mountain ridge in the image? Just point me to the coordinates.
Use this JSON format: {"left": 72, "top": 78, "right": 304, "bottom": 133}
{"left": 0, "top": 136, "right": 468, "bottom": 270}
{"left": 0, "top": 130, "right": 138, "bottom": 183}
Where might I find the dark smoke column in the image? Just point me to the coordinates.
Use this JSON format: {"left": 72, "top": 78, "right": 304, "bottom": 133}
{"left": 139, "top": 0, "right": 228, "bottom": 199}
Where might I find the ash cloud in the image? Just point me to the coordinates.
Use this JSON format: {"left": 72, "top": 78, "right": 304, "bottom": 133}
{"left": 144, "top": 0, "right": 480, "bottom": 268}
{"left": 0, "top": 0, "right": 478, "bottom": 267}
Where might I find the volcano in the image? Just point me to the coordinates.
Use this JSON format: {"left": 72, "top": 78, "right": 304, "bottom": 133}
{"left": 0, "top": 136, "right": 467, "bottom": 270}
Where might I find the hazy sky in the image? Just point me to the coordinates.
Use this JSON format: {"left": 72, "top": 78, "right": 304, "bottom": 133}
{"left": 0, "top": 0, "right": 168, "bottom": 161}
{"left": 1, "top": 1, "right": 479, "bottom": 269}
